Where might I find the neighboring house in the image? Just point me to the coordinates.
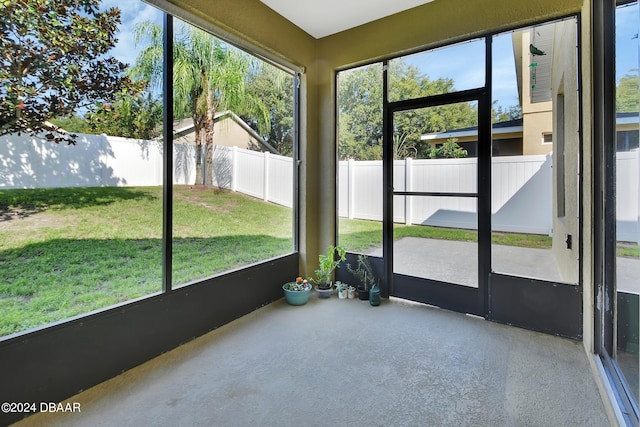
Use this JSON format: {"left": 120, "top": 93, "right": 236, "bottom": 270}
{"left": 617, "top": 112, "right": 640, "bottom": 151}
{"left": 421, "top": 118, "right": 524, "bottom": 157}
{"left": 422, "top": 23, "right": 639, "bottom": 157}
{"left": 172, "top": 110, "right": 279, "bottom": 154}
{"left": 421, "top": 112, "right": 639, "bottom": 156}
{"left": 420, "top": 24, "right": 555, "bottom": 157}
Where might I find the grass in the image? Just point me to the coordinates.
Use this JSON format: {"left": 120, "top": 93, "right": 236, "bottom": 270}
{"left": 0, "top": 186, "right": 293, "bottom": 336}
{"left": 339, "top": 217, "right": 639, "bottom": 259}
{"left": 338, "top": 218, "right": 554, "bottom": 254}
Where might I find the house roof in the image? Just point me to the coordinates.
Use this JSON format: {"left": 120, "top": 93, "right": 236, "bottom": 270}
{"left": 421, "top": 118, "right": 523, "bottom": 141}
{"left": 617, "top": 111, "right": 640, "bottom": 125}
{"left": 173, "top": 110, "right": 279, "bottom": 154}
{"left": 422, "top": 113, "right": 638, "bottom": 142}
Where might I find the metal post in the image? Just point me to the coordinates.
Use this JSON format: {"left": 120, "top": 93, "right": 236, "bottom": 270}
{"left": 162, "top": 13, "right": 174, "bottom": 293}
{"left": 382, "top": 60, "right": 393, "bottom": 298}
{"left": 478, "top": 35, "right": 492, "bottom": 317}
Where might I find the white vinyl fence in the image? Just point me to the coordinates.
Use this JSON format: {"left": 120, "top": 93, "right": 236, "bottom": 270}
{"left": 339, "top": 156, "right": 553, "bottom": 234}
{"left": 1, "top": 133, "right": 638, "bottom": 242}
{"left": 211, "top": 146, "right": 293, "bottom": 208}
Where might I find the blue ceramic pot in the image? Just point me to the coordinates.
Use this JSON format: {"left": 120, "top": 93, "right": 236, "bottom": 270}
{"left": 283, "top": 283, "right": 312, "bottom": 305}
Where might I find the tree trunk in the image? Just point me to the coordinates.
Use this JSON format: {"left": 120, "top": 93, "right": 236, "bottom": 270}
{"left": 193, "top": 113, "right": 205, "bottom": 185}
{"left": 204, "top": 89, "right": 216, "bottom": 187}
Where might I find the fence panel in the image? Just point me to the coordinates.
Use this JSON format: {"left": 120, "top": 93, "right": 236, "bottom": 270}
{"left": 267, "top": 154, "right": 293, "bottom": 208}
{"left": 338, "top": 161, "right": 350, "bottom": 218}
{"left": 617, "top": 150, "right": 640, "bottom": 243}
{"left": 351, "top": 161, "right": 384, "bottom": 221}
{"left": 491, "top": 155, "right": 552, "bottom": 234}
{"left": 210, "top": 145, "right": 232, "bottom": 188}
{"left": 233, "top": 149, "right": 266, "bottom": 199}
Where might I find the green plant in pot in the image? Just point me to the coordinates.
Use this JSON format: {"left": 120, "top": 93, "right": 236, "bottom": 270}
{"left": 336, "top": 281, "right": 348, "bottom": 299}
{"left": 311, "top": 245, "right": 346, "bottom": 298}
{"left": 346, "top": 254, "right": 376, "bottom": 300}
{"left": 282, "top": 276, "right": 312, "bottom": 305}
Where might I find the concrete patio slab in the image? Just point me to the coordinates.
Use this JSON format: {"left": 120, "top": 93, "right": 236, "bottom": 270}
{"left": 13, "top": 297, "right": 610, "bottom": 427}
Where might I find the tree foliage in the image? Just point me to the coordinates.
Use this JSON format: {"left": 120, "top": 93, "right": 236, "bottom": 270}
{"left": 0, "top": 0, "right": 145, "bottom": 144}
{"left": 617, "top": 70, "right": 639, "bottom": 113}
{"left": 492, "top": 102, "right": 522, "bottom": 123}
{"left": 338, "top": 63, "right": 384, "bottom": 160}
{"left": 86, "top": 93, "right": 163, "bottom": 140}
{"left": 48, "top": 115, "right": 91, "bottom": 134}
{"left": 243, "top": 63, "right": 294, "bottom": 156}
{"left": 132, "top": 21, "right": 270, "bottom": 185}
{"left": 425, "top": 138, "right": 468, "bottom": 159}
{"left": 338, "top": 61, "right": 478, "bottom": 160}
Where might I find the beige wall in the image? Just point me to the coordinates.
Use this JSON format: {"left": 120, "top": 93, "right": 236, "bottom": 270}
{"left": 519, "top": 31, "right": 555, "bottom": 155}
{"left": 174, "top": 117, "right": 266, "bottom": 151}
{"left": 550, "top": 19, "right": 581, "bottom": 285}
{"left": 523, "top": 111, "right": 554, "bottom": 154}
{"left": 213, "top": 118, "right": 265, "bottom": 151}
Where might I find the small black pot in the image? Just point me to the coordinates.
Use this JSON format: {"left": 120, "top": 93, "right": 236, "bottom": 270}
{"left": 357, "top": 288, "right": 369, "bottom": 300}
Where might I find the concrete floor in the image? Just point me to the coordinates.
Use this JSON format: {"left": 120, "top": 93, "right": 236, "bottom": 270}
{"left": 14, "top": 296, "right": 609, "bottom": 427}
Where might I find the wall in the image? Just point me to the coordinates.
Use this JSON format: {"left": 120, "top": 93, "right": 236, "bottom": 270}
{"left": 173, "top": 115, "right": 267, "bottom": 152}
{"left": 551, "top": 19, "right": 581, "bottom": 284}
{"left": 520, "top": 31, "right": 555, "bottom": 156}
{"left": 213, "top": 117, "right": 264, "bottom": 151}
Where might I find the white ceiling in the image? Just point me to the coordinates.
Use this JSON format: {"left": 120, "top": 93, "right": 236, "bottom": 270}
{"left": 260, "top": 0, "right": 434, "bottom": 39}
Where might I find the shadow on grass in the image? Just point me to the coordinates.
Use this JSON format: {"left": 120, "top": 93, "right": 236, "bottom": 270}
{"left": 0, "top": 234, "right": 292, "bottom": 337}
{"left": 0, "top": 187, "right": 160, "bottom": 220}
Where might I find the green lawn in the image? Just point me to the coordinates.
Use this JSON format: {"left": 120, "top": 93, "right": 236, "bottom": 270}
{"left": 338, "top": 218, "right": 554, "bottom": 254}
{"left": 340, "top": 218, "right": 639, "bottom": 258}
{"left": 0, "top": 186, "right": 293, "bottom": 336}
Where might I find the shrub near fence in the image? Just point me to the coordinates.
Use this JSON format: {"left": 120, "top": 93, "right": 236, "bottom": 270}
{"left": 1, "top": 133, "right": 638, "bottom": 242}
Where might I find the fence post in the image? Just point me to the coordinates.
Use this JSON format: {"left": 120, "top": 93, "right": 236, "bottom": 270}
{"left": 263, "top": 151, "right": 270, "bottom": 202}
{"left": 637, "top": 149, "right": 640, "bottom": 245}
{"left": 348, "top": 159, "right": 355, "bottom": 219}
{"left": 405, "top": 157, "right": 413, "bottom": 225}
{"left": 231, "top": 146, "right": 238, "bottom": 192}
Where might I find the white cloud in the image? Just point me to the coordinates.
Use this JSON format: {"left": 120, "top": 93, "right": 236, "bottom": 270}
{"left": 100, "top": 0, "right": 163, "bottom": 67}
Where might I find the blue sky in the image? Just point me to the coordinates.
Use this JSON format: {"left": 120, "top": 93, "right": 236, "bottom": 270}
{"left": 403, "top": 9, "right": 638, "bottom": 110}
{"left": 403, "top": 35, "right": 519, "bottom": 110}
{"left": 616, "top": 2, "right": 639, "bottom": 81}
{"left": 105, "top": 1, "right": 637, "bottom": 109}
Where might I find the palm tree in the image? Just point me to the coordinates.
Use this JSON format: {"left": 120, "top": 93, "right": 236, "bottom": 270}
{"left": 131, "top": 20, "right": 269, "bottom": 185}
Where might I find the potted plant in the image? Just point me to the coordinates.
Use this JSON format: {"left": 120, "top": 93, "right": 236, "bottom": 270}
{"left": 336, "top": 281, "right": 348, "bottom": 299}
{"left": 346, "top": 254, "right": 376, "bottom": 300}
{"left": 311, "top": 245, "right": 347, "bottom": 298}
{"left": 347, "top": 285, "right": 357, "bottom": 299}
{"left": 282, "top": 277, "right": 312, "bottom": 305}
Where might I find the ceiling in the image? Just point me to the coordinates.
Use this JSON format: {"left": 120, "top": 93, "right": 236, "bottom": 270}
{"left": 259, "top": 0, "right": 435, "bottom": 39}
